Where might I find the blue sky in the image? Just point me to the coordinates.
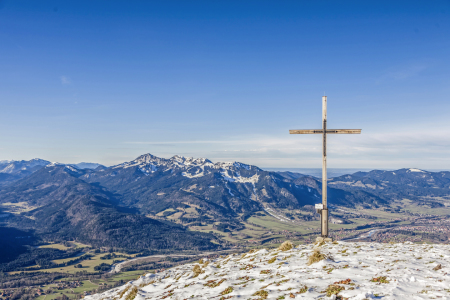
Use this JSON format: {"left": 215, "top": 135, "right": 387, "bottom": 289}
{"left": 0, "top": 1, "right": 449, "bottom": 169}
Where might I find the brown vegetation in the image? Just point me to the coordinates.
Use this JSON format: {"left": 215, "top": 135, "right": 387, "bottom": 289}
{"left": 192, "top": 264, "right": 203, "bottom": 277}
{"left": 124, "top": 286, "right": 139, "bottom": 300}
{"left": 253, "top": 290, "right": 269, "bottom": 299}
{"left": 277, "top": 241, "right": 293, "bottom": 251}
{"left": 324, "top": 284, "right": 344, "bottom": 297}
{"left": 307, "top": 249, "right": 333, "bottom": 265}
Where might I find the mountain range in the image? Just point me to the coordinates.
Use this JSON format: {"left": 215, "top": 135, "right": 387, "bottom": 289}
{"left": 0, "top": 159, "right": 103, "bottom": 187}
{"left": 1, "top": 154, "right": 449, "bottom": 255}
{"left": 329, "top": 168, "right": 450, "bottom": 202}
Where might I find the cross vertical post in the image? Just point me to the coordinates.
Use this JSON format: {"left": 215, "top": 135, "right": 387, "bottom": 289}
{"left": 321, "top": 96, "right": 328, "bottom": 237}
{"left": 289, "top": 96, "right": 361, "bottom": 240}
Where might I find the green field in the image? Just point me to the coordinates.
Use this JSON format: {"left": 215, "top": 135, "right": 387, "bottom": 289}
{"left": 38, "top": 243, "right": 72, "bottom": 251}
{"left": 10, "top": 252, "right": 133, "bottom": 275}
{"left": 397, "top": 199, "right": 450, "bottom": 215}
{"left": 38, "top": 241, "right": 91, "bottom": 250}
{"left": 34, "top": 270, "right": 149, "bottom": 300}
{"left": 186, "top": 200, "right": 450, "bottom": 245}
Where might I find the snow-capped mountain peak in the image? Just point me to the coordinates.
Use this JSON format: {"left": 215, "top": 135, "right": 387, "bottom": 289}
{"left": 0, "top": 158, "right": 51, "bottom": 174}
{"left": 170, "top": 155, "right": 213, "bottom": 166}
{"left": 111, "top": 154, "right": 260, "bottom": 180}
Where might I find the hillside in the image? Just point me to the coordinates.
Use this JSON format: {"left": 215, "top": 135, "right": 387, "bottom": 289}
{"left": 329, "top": 168, "right": 450, "bottom": 202}
{"left": 0, "top": 165, "right": 218, "bottom": 251}
{"left": 86, "top": 241, "right": 450, "bottom": 300}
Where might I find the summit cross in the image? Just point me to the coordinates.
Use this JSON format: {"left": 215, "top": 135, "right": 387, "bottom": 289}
{"left": 289, "top": 96, "right": 361, "bottom": 239}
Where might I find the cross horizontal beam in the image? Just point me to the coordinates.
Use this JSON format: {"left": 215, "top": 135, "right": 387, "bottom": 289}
{"left": 289, "top": 129, "right": 361, "bottom": 134}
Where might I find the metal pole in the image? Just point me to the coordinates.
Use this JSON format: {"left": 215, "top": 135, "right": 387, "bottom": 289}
{"left": 321, "top": 96, "right": 328, "bottom": 237}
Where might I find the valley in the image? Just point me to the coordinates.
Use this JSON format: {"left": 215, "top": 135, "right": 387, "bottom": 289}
{"left": 1, "top": 155, "right": 450, "bottom": 299}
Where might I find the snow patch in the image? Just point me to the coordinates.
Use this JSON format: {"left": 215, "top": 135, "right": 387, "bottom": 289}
{"left": 46, "top": 162, "right": 63, "bottom": 167}
{"left": 409, "top": 168, "right": 424, "bottom": 172}
{"left": 221, "top": 170, "right": 259, "bottom": 184}
{"left": 65, "top": 166, "right": 79, "bottom": 172}
{"left": 225, "top": 183, "right": 234, "bottom": 196}
{"left": 181, "top": 171, "right": 205, "bottom": 178}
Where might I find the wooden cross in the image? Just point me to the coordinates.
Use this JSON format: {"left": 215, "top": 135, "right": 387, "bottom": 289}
{"left": 289, "top": 96, "right": 361, "bottom": 238}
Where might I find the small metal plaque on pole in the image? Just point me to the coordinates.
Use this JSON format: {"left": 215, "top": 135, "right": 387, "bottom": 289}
{"left": 315, "top": 204, "right": 324, "bottom": 210}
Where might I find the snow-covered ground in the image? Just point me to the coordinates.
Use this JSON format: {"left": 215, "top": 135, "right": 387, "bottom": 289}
{"left": 86, "top": 241, "right": 450, "bottom": 300}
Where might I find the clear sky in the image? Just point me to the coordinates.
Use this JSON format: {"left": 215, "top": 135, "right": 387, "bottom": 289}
{"left": 1, "top": 1, "right": 449, "bottom": 169}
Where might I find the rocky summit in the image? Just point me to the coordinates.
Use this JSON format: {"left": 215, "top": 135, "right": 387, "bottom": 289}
{"left": 86, "top": 241, "right": 450, "bottom": 300}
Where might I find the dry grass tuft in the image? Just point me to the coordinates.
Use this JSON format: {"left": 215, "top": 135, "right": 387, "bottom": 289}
{"left": 253, "top": 290, "right": 269, "bottom": 299}
{"left": 220, "top": 287, "right": 233, "bottom": 295}
{"left": 324, "top": 284, "right": 344, "bottom": 297}
{"left": 118, "top": 285, "right": 131, "bottom": 298}
{"left": 307, "top": 248, "right": 333, "bottom": 265}
{"left": 371, "top": 276, "right": 389, "bottom": 283}
{"left": 433, "top": 264, "right": 442, "bottom": 271}
{"left": 334, "top": 279, "right": 352, "bottom": 285}
{"left": 316, "top": 240, "right": 326, "bottom": 247}
{"left": 278, "top": 241, "right": 293, "bottom": 251}
{"left": 192, "top": 264, "right": 203, "bottom": 277}
{"left": 268, "top": 257, "right": 277, "bottom": 264}
{"left": 204, "top": 278, "right": 226, "bottom": 288}
{"left": 139, "top": 280, "right": 155, "bottom": 288}
{"left": 124, "top": 286, "right": 139, "bottom": 300}
{"left": 298, "top": 286, "right": 308, "bottom": 293}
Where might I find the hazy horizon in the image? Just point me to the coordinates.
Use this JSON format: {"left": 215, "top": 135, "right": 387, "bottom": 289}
{"left": 2, "top": 154, "right": 450, "bottom": 175}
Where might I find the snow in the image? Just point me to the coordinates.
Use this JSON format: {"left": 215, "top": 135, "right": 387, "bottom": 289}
{"left": 233, "top": 162, "right": 251, "bottom": 170}
{"left": 85, "top": 241, "right": 450, "bottom": 300}
{"left": 0, "top": 158, "right": 50, "bottom": 173}
{"left": 112, "top": 154, "right": 261, "bottom": 184}
{"left": 221, "top": 170, "right": 259, "bottom": 184}
{"left": 225, "top": 183, "right": 235, "bottom": 196}
{"left": 409, "top": 169, "right": 425, "bottom": 173}
{"left": 139, "top": 164, "right": 158, "bottom": 174}
{"left": 182, "top": 171, "right": 205, "bottom": 178}
{"left": 0, "top": 164, "right": 15, "bottom": 173}
{"left": 64, "top": 166, "right": 79, "bottom": 172}
{"left": 46, "top": 162, "right": 64, "bottom": 167}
